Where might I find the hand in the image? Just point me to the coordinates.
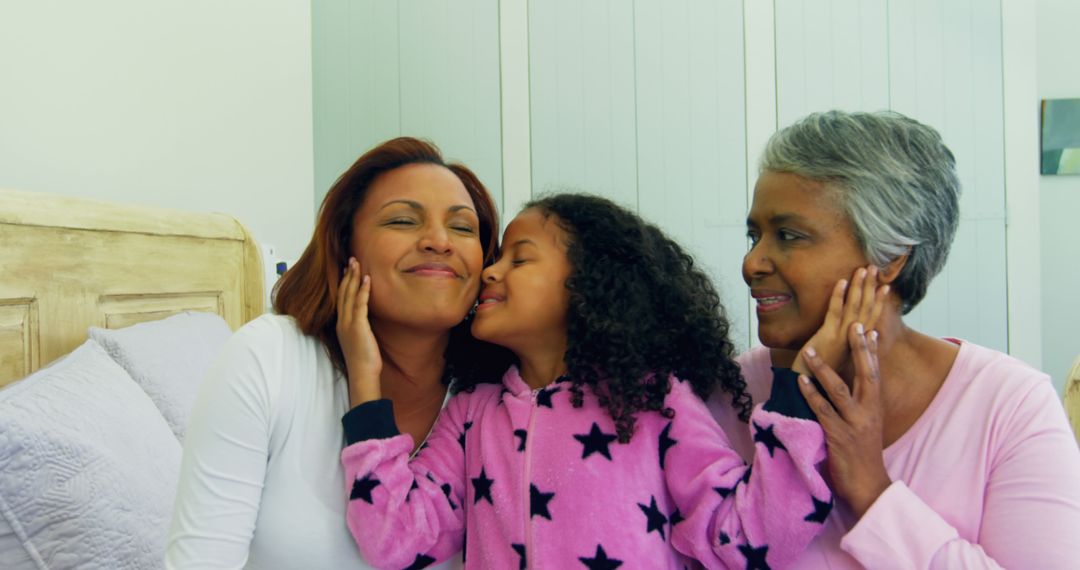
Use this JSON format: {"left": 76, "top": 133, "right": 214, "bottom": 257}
{"left": 792, "top": 265, "right": 888, "bottom": 376}
{"left": 798, "top": 323, "right": 891, "bottom": 519}
{"left": 336, "top": 257, "right": 382, "bottom": 407}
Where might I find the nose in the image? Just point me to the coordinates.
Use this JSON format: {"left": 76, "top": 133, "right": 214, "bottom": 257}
{"left": 419, "top": 226, "right": 452, "bottom": 255}
{"left": 481, "top": 262, "right": 502, "bottom": 283}
{"left": 742, "top": 241, "right": 774, "bottom": 284}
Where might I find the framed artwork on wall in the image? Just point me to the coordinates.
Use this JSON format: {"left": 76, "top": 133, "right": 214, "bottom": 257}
{"left": 1041, "top": 98, "right": 1080, "bottom": 175}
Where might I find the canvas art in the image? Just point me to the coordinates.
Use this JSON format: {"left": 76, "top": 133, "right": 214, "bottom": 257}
{"left": 1041, "top": 98, "right": 1080, "bottom": 175}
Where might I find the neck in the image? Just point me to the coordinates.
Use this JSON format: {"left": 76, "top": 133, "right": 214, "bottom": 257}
{"left": 515, "top": 344, "right": 568, "bottom": 391}
{"left": 370, "top": 318, "right": 450, "bottom": 406}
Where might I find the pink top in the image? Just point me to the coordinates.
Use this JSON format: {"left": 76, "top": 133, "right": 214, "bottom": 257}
{"left": 710, "top": 340, "right": 1080, "bottom": 569}
{"left": 341, "top": 366, "right": 831, "bottom": 569}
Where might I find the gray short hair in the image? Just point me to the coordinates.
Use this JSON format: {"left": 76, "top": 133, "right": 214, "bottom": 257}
{"left": 760, "top": 110, "right": 960, "bottom": 313}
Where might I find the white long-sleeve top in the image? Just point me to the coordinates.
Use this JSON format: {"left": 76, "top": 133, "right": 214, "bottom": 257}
{"left": 166, "top": 314, "right": 458, "bottom": 570}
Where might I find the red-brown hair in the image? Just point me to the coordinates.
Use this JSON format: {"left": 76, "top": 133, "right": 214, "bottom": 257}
{"left": 273, "top": 137, "right": 503, "bottom": 377}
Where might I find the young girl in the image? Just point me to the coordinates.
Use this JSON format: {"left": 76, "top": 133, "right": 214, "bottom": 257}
{"left": 338, "top": 194, "right": 832, "bottom": 569}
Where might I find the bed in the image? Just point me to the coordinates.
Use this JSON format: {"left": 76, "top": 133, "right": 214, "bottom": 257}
{"left": 0, "top": 188, "right": 265, "bottom": 568}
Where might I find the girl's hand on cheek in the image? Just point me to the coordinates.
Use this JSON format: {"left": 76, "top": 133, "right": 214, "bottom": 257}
{"left": 336, "top": 257, "right": 383, "bottom": 407}
{"left": 792, "top": 264, "right": 888, "bottom": 376}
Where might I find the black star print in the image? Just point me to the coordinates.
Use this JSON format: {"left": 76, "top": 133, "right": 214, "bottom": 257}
{"left": 530, "top": 483, "right": 555, "bottom": 520}
{"left": 637, "top": 495, "right": 669, "bottom": 540}
{"left": 719, "top": 531, "right": 730, "bottom": 545}
{"left": 403, "top": 553, "right": 436, "bottom": 570}
{"left": 407, "top": 479, "right": 418, "bottom": 503}
{"left": 471, "top": 467, "right": 494, "bottom": 505}
{"left": 458, "top": 421, "right": 473, "bottom": 449}
{"left": 714, "top": 485, "right": 733, "bottom": 499}
{"left": 752, "top": 421, "right": 787, "bottom": 457}
{"left": 669, "top": 508, "right": 685, "bottom": 529}
{"left": 349, "top": 473, "right": 380, "bottom": 504}
{"left": 658, "top": 421, "right": 677, "bottom": 470}
{"left": 579, "top": 544, "right": 623, "bottom": 570}
{"left": 738, "top": 543, "right": 770, "bottom": 570}
{"left": 511, "top": 543, "right": 526, "bottom": 570}
{"left": 574, "top": 422, "right": 618, "bottom": 460}
{"left": 536, "top": 385, "right": 560, "bottom": 408}
{"left": 804, "top": 496, "right": 832, "bottom": 523}
{"left": 441, "top": 482, "right": 458, "bottom": 510}
{"left": 514, "top": 429, "right": 528, "bottom": 452}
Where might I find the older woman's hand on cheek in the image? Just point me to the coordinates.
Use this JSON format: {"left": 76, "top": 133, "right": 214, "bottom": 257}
{"left": 337, "top": 257, "right": 383, "bottom": 407}
{"left": 798, "top": 323, "right": 892, "bottom": 519}
{"left": 792, "top": 264, "right": 888, "bottom": 377}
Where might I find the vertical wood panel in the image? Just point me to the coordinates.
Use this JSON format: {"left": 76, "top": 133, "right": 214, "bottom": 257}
{"left": 529, "top": 0, "right": 749, "bottom": 349}
{"left": 888, "top": 0, "right": 1007, "bottom": 351}
{"left": 313, "top": 0, "right": 503, "bottom": 210}
{"left": 634, "top": 0, "right": 749, "bottom": 349}
{"left": 775, "top": 0, "right": 890, "bottom": 128}
{"left": 528, "top": 0, "right": 637, "bottom": 209}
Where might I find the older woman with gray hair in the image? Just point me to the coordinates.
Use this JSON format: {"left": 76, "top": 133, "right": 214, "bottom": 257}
{"left": 712, "top": 110, "right": 1080, "bottom": 569}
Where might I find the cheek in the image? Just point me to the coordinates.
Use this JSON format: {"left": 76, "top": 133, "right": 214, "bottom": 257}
{"left": 462, "top": 242, "right": 484, "bottom": 276}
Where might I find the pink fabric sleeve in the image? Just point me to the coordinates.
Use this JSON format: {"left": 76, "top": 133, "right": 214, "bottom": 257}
{"left": 841, "top": 380, "right": 1080, "bottom": 570}
{"left": 340, "top": 395, "right": 470, "bottom": 569}
{"left": 665, "top": 378, "right": 832, "bottom": 569}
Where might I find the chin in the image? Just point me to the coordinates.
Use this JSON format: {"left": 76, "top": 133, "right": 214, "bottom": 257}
{"left": 469, "top": 320, "right": 496, "bottom": 343}
{"left": 756, "top": 329, "right": 806, "bottom": 352}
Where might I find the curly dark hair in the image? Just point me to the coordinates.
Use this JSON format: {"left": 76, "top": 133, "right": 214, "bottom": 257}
{"left": 456, "top": 193, "right": 752, "bottom": 442}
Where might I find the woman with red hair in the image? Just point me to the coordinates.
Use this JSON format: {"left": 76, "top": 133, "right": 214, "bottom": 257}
{"left": 167, "top": 138, "right": 509, "bottom": 569}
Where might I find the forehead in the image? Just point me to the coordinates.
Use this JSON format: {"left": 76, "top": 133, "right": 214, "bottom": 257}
{"left": 748, "top": 171, "right": 849, "bottom": 226}
{"left": 362, "top": 163, "right": 475, "bottom": 212}
{"left": 502, "top": 208, "right": 567, "bottom": 248}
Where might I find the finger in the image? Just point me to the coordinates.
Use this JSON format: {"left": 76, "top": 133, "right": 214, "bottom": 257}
{"left": 355, "top": 274, "right": 372, "bottom": 323}
{"left": 339, "top": 258, "right": 360, "bottom": 325}
{"left": 868, "top": 329, "right": 881, "bottom": 377}
{"left": 867, "top": 285, "right": 889, "bottom": 332}
{"left": 842, "top": 267, "right": 867, "bottom": 326}
{"left": 796, "top": 373, "right": 843, "bottom": 428}
{"left": 857, "top": 265, "right": 879, "bottom": 325}
{"left": 822, "top": 279, "right": 848, "bottom": 328}
{"left": 850, "top": 323, "right": 881, "bottom": 404}
{"left": 336, "top": 260, "right": 351, "bottom": 320}
{"left": 802, "top": 345, "right": 856, "bottom": 420}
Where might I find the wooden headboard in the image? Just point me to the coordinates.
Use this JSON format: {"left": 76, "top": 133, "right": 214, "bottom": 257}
{"left": 0, "top": 189, "right": 265, "bottom": 387}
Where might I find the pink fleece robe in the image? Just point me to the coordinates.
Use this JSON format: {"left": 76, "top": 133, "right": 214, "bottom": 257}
{"left": 341, "top": 366, "right": 830, "bottom": 569}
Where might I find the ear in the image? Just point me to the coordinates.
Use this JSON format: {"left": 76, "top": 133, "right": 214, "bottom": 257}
{"left": 878, "top": 250, "right": 909, "bottom": 284}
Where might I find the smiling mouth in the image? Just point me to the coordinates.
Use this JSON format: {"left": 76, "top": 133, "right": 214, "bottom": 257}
{"left": 404, "top": 263, "right": 459, "bottom": 278}
{"left": 753, "top": 294, "right": 791, "bottom": 313}
{"left": 475, "top": 295, "right": 503, "bottom": 311}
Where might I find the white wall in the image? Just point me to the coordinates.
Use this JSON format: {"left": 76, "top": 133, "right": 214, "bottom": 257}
{"left": 309, "top": 0, "right": 1056, "bottom": 375}
{"left": 1037, "top": 0, "right": 1080, "bottom": 393}
{"left": 0, "top": 1, "right": 315, "bottom": 263}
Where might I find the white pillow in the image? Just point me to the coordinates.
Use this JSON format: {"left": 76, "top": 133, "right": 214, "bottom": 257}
{"left": 0, "top": 340, "right": 181, "bottom": 569}
{"left": 89, "top": 311, "right": 233, "bottom": 441}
